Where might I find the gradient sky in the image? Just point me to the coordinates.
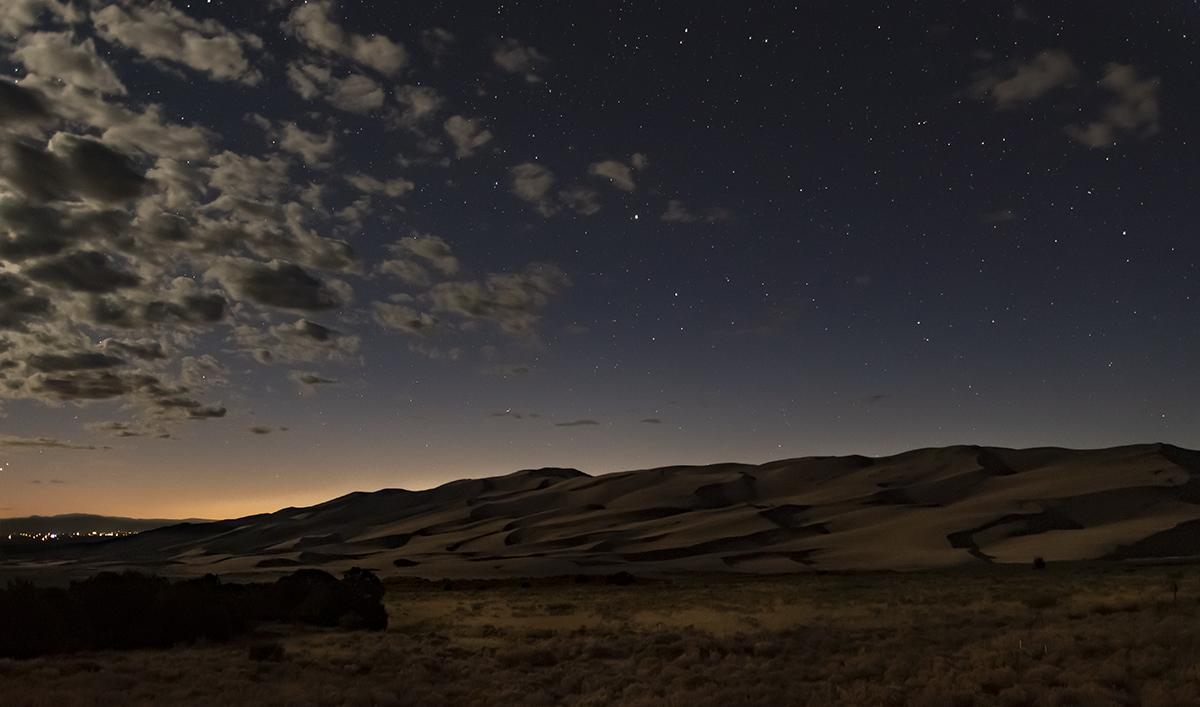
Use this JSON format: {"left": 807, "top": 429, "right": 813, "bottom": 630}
{"left": 0, "top": 1, "right": 1196, "bottom": 519}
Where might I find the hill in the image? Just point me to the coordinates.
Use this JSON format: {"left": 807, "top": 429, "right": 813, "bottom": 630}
{"left": 5, "top": 444, "right": 1200, "bottom": 579}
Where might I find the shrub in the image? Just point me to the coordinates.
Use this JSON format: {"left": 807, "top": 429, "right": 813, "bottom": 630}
{"left": 0, "top": 567, "right": 388, "bottom": 659}
{"left": 1033, "top": 557, "right": 1047, "bottom": 570}
{"left": 247, "top": 641, "right": 286, "bottom": 662}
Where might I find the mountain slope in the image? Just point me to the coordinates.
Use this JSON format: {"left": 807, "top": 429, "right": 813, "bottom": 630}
{"left": 10, "top": 444, "right": 1200, "bottom": 577}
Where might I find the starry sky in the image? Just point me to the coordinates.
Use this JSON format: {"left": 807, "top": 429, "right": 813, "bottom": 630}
{"left": 0, "top": 1, "right": 1195, "bottom": 519}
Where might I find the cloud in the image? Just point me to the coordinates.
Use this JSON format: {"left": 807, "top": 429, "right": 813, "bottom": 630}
{"left": 490, "top": 409, "right": 539, "bottom": 420}
{"left": 640, "top": 418, "right": 663, "bottom": 424}
{"left": 554, "top": 419, "right": 599, "bottom": 427}
{"left": 279, "top": 122, "right": 336, "bottom": 166}
{"left": 510, "top": 162, "right": 557, "bottom": 216}
{"left": 0, "top": 5, "right": 576, "bottom": 436}
{"left": 493, "top": 38, "right": 547, "bottom": 82}
{"left": 420, "top": 27, "right": 455, "bottom": 62}
{"left": 661, "top": 199, "right": 733, "bottom": 224}
{"left": 289, "top": 369, "right": 339, "bottom": 392}
{"left": 557, "top": 186, "right": 601, "bottom": 216}
{"left": 0, "top": 0, "right": 81, "bottom": 36}
{"left": 444, "top": 115, "right": 493, "bottom": 158}
{"left": 287, "top": 62, "right": 384, "bottom": 113}
{"left": 373, "top": 302, "right": 437, "bottom": 334}
{"left": 346, "top": 174, "right": 414, "bottom": 198}
{"left": 238, "top": 318, "right": 360, "bottom": 363}
{"left": 91, "top": 2, "right": 262, "bottom": 85}
{"left": 588, "top": 159, "right": 636, "bottom": 192}
{"left": 1067, "top": 64, "right": 1160, "bottom": 148}
{"left": 206, "top": 259, "right": 349, "bottom": 311}
{"left": 1, "top": 133, "right": 148, "bottom": 204}
{"left": 0, "top": 273, "right": 52, "bottom": 330}
{"left": 428, "top": 263, "right": 570, "bottom": 336}
{"left": 285, "top": 0, "right": 407, "bottom": 75}
{"left": 973, "top": 49, "right": 1078, "bottom": 107}
{"left": 248, "top": 425, "right": 287, "bottom": 435}
{"left": 0, "top": 434, "right": 105, "bottom": 450}
{"left": 13, "top": 32, "right": 126, "bottom": 95}
{"left": 0, "top": 79, "right": 51, "bottom": 126}
{"left": 391, "top": 235, "right": 459, "bottom": 276}
{"left": 394, "top": 84, "right": 443, "bottom": 127}
{"left": 27, "top": 351, "right": 123, "bottom": 373}
{"left": 25, "top": 251, "right": 141, "bottom": 293}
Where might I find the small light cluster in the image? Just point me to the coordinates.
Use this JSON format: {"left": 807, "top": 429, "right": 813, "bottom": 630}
{"left": 5, "top": 531, "right": 136, "bottom": 542}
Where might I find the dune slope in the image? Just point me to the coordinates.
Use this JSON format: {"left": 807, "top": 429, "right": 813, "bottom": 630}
{"left": 11, "top": 444, "right": 1200, "bottom": 577}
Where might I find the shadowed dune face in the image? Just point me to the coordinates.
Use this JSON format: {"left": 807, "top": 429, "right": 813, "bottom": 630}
{"left": 6, "top": 444, "right": 1200, "bottom": 579}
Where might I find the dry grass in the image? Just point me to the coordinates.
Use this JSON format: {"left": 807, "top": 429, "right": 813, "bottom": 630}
{"left": 2, "top": 564, "right": 1199, "bottom": 706}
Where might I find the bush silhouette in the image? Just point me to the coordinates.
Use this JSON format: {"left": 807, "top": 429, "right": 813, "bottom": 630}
{"left": 1033, "top": 557, "right": 1047, "bottom": 570}
{"left": 0, "top": 567, "right": 387, "bottom": 659}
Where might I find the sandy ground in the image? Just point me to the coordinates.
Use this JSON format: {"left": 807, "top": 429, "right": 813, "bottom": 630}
{"left": 3, "top": 564, "right": 1200, "bottom": 706}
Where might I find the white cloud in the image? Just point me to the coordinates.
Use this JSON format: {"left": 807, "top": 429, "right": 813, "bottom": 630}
{"left": 444, "top": 115, "right": 493, "bottom": 158}
{"left": 91, "top": 2, "right": 262, "bottom": 85}
{"left": 493, "top": 38, "right": 547, "bottom": 82}
{"left": 510, "top": 162, "right": 558, "bottom": 216}
{"left": 279, "top": 122, "right": 336, "bottom": 167}
{"left": 285, "top": 0, "right": 407, "bottom": 75}
{"left": 14, "top": 32, "right": 126, "bottom": 95}
{"left": 287, "top": 62, "right": 384, "bottom": 113}
{"left": 589, "top": 159, "right": 636, "bottom": 192}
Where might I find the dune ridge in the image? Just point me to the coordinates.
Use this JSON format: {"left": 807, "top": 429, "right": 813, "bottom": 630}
{"left": 8, "top": 443, "right": 1200, "bottom": 578}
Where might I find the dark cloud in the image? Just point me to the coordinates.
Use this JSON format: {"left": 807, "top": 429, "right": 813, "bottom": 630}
{"left": 289, "top": 370, "right": 339, "bottom": 386}
{"left": 490, "top": 409, "right": 540, "bottom": 420}
{"left": 0, "top": 79, "right": 51, "bottom": 125}
{"left": 27, "top": 352, "right": 124, "bottom": 372}
{"left": 248, "top": 425, "right": 287, "bottom": 435}
{"left": 0, "top": 199, "right": 129, "bottom": 262}
{"left": 99, "top": 338, "right": 166, "bottom": 361}
{"left": 24, "top": 250, "right": 141, "bottom": 293}
{"left": 0, "top": 273, "right": 52, "bottom": 331}
{"left": 428, "top": 263, "right": 570, "bottom": 336}
{"left": 142, "top": 293, "right": 228, "bottom": 326}
{"left": 86, "top": 421, "right": 170, "bottom": 438}
{"left": 640, "top": 418, "right": 663, "bottom": 424}
{"left": 0, "top": 435, "right": 106, "bottom": 450}
{"left": 554, "top": 419, "right": 599, "bottom": 427}
{"left": 30, "top": 370, "right": 134, "bottom": 401}
{"left": 0, "top": 134, "right": 147, "bottom": 204}
{"left": 208, "top": 259, "right": 348, "bottom": 311}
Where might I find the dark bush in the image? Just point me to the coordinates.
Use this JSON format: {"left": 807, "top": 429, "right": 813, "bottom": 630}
{"left": 0, "top": 567, "right": 387, "bottom": 659}
{"left": 1033, "top": 557, "right": 1047, "bottom": 570}
{"left": 605, "top": 571, "right": 636, "bottom": 586}
{"left": 248, "top": 641, "right": 286, "bottom": 662}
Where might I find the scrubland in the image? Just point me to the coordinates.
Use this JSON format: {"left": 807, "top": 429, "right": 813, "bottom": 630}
{"left": 3, "top": 564, "right": 1199, "bottom": 706}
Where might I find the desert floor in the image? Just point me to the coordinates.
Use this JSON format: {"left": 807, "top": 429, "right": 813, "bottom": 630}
{"left": 3, "top": 564, "right": 1200, "bottom": 706}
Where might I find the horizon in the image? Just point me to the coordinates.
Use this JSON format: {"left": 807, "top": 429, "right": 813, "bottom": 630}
{"left": 4, "top": 438, "right": 1193, "bottom": 521}
{"left": 2, "top": 2, "right": 1197, "bottom": 521}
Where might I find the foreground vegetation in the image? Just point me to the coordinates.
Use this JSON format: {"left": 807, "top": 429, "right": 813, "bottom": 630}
{"left": 0, "top": 569, "right": 386, "bottom": 659}
{"left": 2, "top": 564, "right": 1199, "bottom": 706}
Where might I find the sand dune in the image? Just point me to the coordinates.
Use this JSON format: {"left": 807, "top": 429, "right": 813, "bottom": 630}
{"left": 6, "top": 443, "right": 1200, "bottom": 579}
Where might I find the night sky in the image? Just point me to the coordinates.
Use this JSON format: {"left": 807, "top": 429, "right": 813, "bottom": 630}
{"left": 0, "top": 1, "right": 1195, "bottom": 519}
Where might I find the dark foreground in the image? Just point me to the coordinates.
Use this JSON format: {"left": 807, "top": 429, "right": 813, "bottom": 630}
{"left": 2, "top": 564, "right": 1198, "bottom": 706}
